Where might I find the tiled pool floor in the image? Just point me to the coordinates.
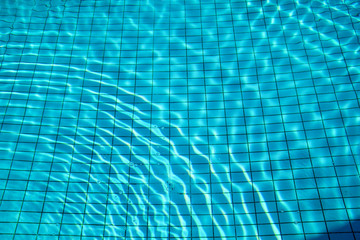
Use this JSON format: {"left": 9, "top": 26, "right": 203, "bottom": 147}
{"left": 0, "top": 0, "right": 359, "bottom": 239}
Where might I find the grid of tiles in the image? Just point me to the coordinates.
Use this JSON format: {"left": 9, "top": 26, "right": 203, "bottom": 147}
{"left": 0, "top": 0, "right": 360, "bottom": 239}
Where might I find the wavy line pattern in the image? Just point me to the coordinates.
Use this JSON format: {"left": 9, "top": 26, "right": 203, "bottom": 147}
{"left": 0, "top": 0, "right": 359, "bottom": 239}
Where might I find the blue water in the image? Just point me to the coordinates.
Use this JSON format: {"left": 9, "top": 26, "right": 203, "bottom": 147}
{"left": 0, "top": 0, "right": 359, "bottom": 239}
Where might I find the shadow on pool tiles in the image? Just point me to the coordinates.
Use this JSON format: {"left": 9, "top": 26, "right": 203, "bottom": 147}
{"left": 308, "top": 220, "right": 360, "bottom": 240}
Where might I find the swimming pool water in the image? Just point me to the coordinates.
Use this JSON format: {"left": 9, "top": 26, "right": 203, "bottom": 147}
{"left": 0, "top": 0, "right": 359, "bottom": 239}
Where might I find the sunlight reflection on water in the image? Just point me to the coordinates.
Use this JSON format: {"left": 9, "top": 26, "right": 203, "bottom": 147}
{"left": 0, "top": 0, "right": 359, "bottom": 239}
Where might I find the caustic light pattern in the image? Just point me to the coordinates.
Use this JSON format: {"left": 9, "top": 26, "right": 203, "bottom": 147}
{"left": 0, "top": 0, "right": 359, "bottom": 239}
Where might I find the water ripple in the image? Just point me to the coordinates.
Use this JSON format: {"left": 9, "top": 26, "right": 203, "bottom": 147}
{"left": 0, "top": 0, "right": 359, "bottom": 239}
